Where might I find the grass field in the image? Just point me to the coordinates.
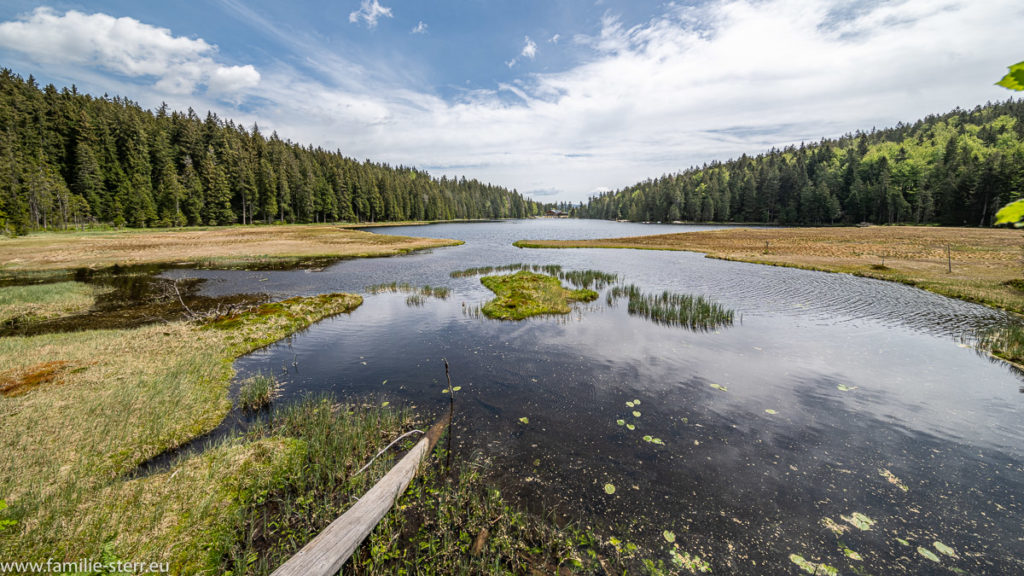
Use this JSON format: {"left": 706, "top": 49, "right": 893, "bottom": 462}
{"left": 516, "top": 226, "right": 1024, "bottom": 314}
{"left": 0, "top": 224, "right": 462, "bottom": 274}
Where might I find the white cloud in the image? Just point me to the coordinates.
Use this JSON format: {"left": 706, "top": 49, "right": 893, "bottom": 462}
{"left": 6, "top": 1, "right": 1023, "bottom": 204}
{"left": 0, "top": 7, "right": 259, "bottom": 98}
{"left": 549, "top": 33, "right": 560, "bottom": 44}
{"left": 411, "top": 21, "right": 428, "bottom": 34}
{"left": 521, "top": 36, "right": 537, "bottom": 59}
{"left": 349, "top": 0, "right": 393, "bottom": 28}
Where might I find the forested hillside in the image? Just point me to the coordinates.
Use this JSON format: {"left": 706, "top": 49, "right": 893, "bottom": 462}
{"left": 0, "top": 69, "right": 542, "bottom": 235}
{"left": 579, "top": 100, "right": 1024, "bottom": 226}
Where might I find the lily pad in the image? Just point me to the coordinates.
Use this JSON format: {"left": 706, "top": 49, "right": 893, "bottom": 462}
{"left": 710, "top": 383, "right": 727, "bottom": 392}
{"left": 789, "top": 554, "right": 836, "bottom": 575}
{"left": 626, "top": 401, "right": 635, "bottom": 408}
{"left": 604, "top": 483, "right": 616, "bottom": 495}
{"left": 652, "top": 438, "right": 665, "bottom": 445}
{"left": 518, "top": 417, "right": 529, "bottom": 424}
{"left": 643, "top": 435, "right": 653, "bottom": 442}
{"left": 918, "top": 546, "right": 940, "bottom": 562}
{"left": 626, "top": 424, "right": 636, "bottom": 431}
{"left": 616, "top": 419, "right": 626, "bottom": 426}
{"left": 879, "top": 468, "right": 909, "bottom": 492}
{"left": 933, "top": 541, "right": 956, "bottom": 557}
{"left": 840, "top": 512, "right": 875, "bottom": 531}
{"left": 765, "top": 409, "right": 777, "bottom": 415}
{"left": 381, "top": 401, "right": 389, "bottom": 407}
{"left": 821, "top": 517, "right": 848, "bottom": 536}
{"left": 663, "top": 530, "right": 676, "bottom": 543}
{"left": 633, "top": 399, "right": 641, "bottom": 406}
{"left": 632, "top": 410, "right": 642, "bottom": 418}
{"left": 896, "top": 538, "right": 910, "bottom": 546}
{"left": 837, "top": 384, "right": 858, "bottom": 392}
{"left": 842, "top": 547, "right": 862, "bottom": 561}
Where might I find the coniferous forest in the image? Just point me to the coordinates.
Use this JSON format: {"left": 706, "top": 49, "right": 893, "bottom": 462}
{"left": 577, "top": 100, "right": 1024, "bottom": 226}
{"left": 0, "top": 69, "right": 543, "bottom": 235}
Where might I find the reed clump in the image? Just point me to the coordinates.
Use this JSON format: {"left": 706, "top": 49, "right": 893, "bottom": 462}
{"left": 238, "top": 372, "right": 281, "bottom": 412}
{"left": 977, "top": 322, "right": 1024, "bottom": 366}
{"left": 607, "top": 284, "right": 734, "bottom": 330}
{"left": 365, "top": 282, "right": 451, "bottom": 300}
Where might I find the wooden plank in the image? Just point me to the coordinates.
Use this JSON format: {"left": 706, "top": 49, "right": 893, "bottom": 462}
{"left": 271, "top": 413, "right": 451, "bottom": 576}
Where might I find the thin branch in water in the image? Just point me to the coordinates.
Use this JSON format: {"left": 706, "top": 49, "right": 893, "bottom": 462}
{"left": 354, "top": 429, "right": 425, "bottom": 476}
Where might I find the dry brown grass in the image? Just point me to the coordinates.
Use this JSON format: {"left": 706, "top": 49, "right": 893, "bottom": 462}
{"left": 517, "top": 226, "right": 1024, "bottom": 313}
{"left": 0, "top": 224, "right": 461, "bottom": 272}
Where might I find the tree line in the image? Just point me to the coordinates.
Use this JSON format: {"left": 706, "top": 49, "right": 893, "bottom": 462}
{"left": 577, "top": 99, "right": 1024, "bottom": 226}
{"left": 0, "top": 69, "right": 544, "bottom": 235}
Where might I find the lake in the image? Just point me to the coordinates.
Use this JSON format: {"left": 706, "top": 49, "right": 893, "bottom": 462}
{"left": 173, "top": 219, "right": 1024, "bottom": 574}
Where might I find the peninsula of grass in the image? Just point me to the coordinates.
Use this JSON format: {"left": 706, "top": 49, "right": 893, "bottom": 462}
{"left": 0, "top": 281, "right": 112, "bottom": 325}
{"left": 0, "top": 224, "right": 462, "bottom": 276}
{"left": 515, "top": 226, "right": 1024, "bottom": 315}
{"left": 0, "top": 292, "right": 363, "bottom": 567}
{"left": 480, "top": 270, "right": 598, "bottom": 320}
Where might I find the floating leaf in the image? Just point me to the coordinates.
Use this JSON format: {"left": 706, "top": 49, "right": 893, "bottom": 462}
{"left": 896, "top": 538, "right": 910, "bottom": 546}
{"left": 837, "top": 384, "right": 857, "bottom": 392}
{"left": 663, "top": 530, "right": 676, "bottom": 543}
{"left": 709, "top": 384, "right": 727, "bottom": 392}
{"left": 633, "top": 399, "right": 641, "bottom": 406}
{"left": 840, "top": 512, "right": 875, "bottom": 531}
{"left": 879, "top": 468, "right": 909, "bottom": 492}
{"left": 765, "top": 409, "right": 777, "bottom": 415}
{"left": 652, "top": 438, "right": 665, "bottom": 445}
{"left": 382, "top": 379, "right": 388, "bottom": 385}
{"left": 789, "top": 554, "right": 816, "bottom": 574}
{"left": 604, "top": 483, "right": 616, "bottom": 495}
{"left": 632, "top": 411, "right": 642, "bottom": 418}
{"left": 626, "top": 424, "right": 636, "bottom": 431}
{"left": 918, "top": 546, "right": 940, "bottom": 563}
{"left": 821, "top": 517, "right": 848, "bottom": 536}
{"left": 533, "top": 459, "right": 540, "bottom": 467}
{"left": 670, "top": 549, "right": 710, "bottom": 573}
{"left": 442, "top": 389, "right": 449, "bottom": 394}
{"left": 616, "top": 419, "right": 625, "bottom": 426}
{"left": 518, "top": 417, "right": 529, "bottom": 424}
{"left": 842, "top": 547, "right": 862, "bottom": 561}
{"left": 933, "top": 541, "right": 956, "bottom": 557}
{"left": 626, "top": 401, "right": 635, "bottom": 408}
{"left": 452, "top": 386, "right": 462, "bottom": 392}
{"left": 381, "top": 401, "right": 389, "bottom": 407}
{"left": 643, "top": 435, "right": 653, "bottom": 442}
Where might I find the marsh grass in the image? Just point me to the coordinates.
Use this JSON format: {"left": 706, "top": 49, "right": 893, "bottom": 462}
{"left": 607, "top": 284, "right": 734, "bottom": 330}
{"left": 365, "top": 282, "right": 451, "bottom": 300}
{"left": 238, "top": 373, "right": 281, "bottom": 412}
{"left": 451, "top": 264, "right": 617, "bottom": 290}
{"left": 0, "top": 293, "right": 362, "bottom": 568}
{"left": 480, "top": 271, "right": 598, "bottom": 320}
{"left": 0, "top": 281, "right": 110, "bottom": 325}
{"left": 977, "top": 322, "right": 1024, "bottom": 366}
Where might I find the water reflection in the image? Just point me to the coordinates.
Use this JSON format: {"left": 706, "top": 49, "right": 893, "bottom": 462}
{"left": 170, "top": 219, "right": 1023, "bottom": 574}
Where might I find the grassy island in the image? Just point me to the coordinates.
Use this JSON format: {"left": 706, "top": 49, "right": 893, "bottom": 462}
{"left": 480, "top": 270, "right": 598, "bottom": 320}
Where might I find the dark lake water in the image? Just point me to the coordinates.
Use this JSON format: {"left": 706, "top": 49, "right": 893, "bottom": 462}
{"left": 170, "top": 220, "right": 1024, "bottom": 574}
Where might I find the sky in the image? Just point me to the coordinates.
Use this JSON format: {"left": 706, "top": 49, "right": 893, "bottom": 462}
{"left": 0, "top": 1, "right": 1021, "bottom": 203}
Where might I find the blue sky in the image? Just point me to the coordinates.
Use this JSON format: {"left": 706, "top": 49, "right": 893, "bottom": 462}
{"left": 0, "top": 1, "right": 1021, "bottom": 202}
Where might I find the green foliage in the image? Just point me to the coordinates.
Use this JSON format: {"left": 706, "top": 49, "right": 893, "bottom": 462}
{"left": 997, "top": 61, "right": 1024, "bottom": 91}
{"left": 237, "top": 372, "right": 279, "bottom": 412}
{"left": 0, "top": 69, "right": 544, "bottom": 235}
{"left": 995, "top": 198, "right": 1024, "bottom": 226}
{"left": 578, "top": 100, "right": 1024, "bottom": 227}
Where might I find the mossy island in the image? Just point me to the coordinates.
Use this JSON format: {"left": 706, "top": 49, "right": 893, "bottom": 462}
{"left": 480, "top": 270, "right": 598, "bottom": 320}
